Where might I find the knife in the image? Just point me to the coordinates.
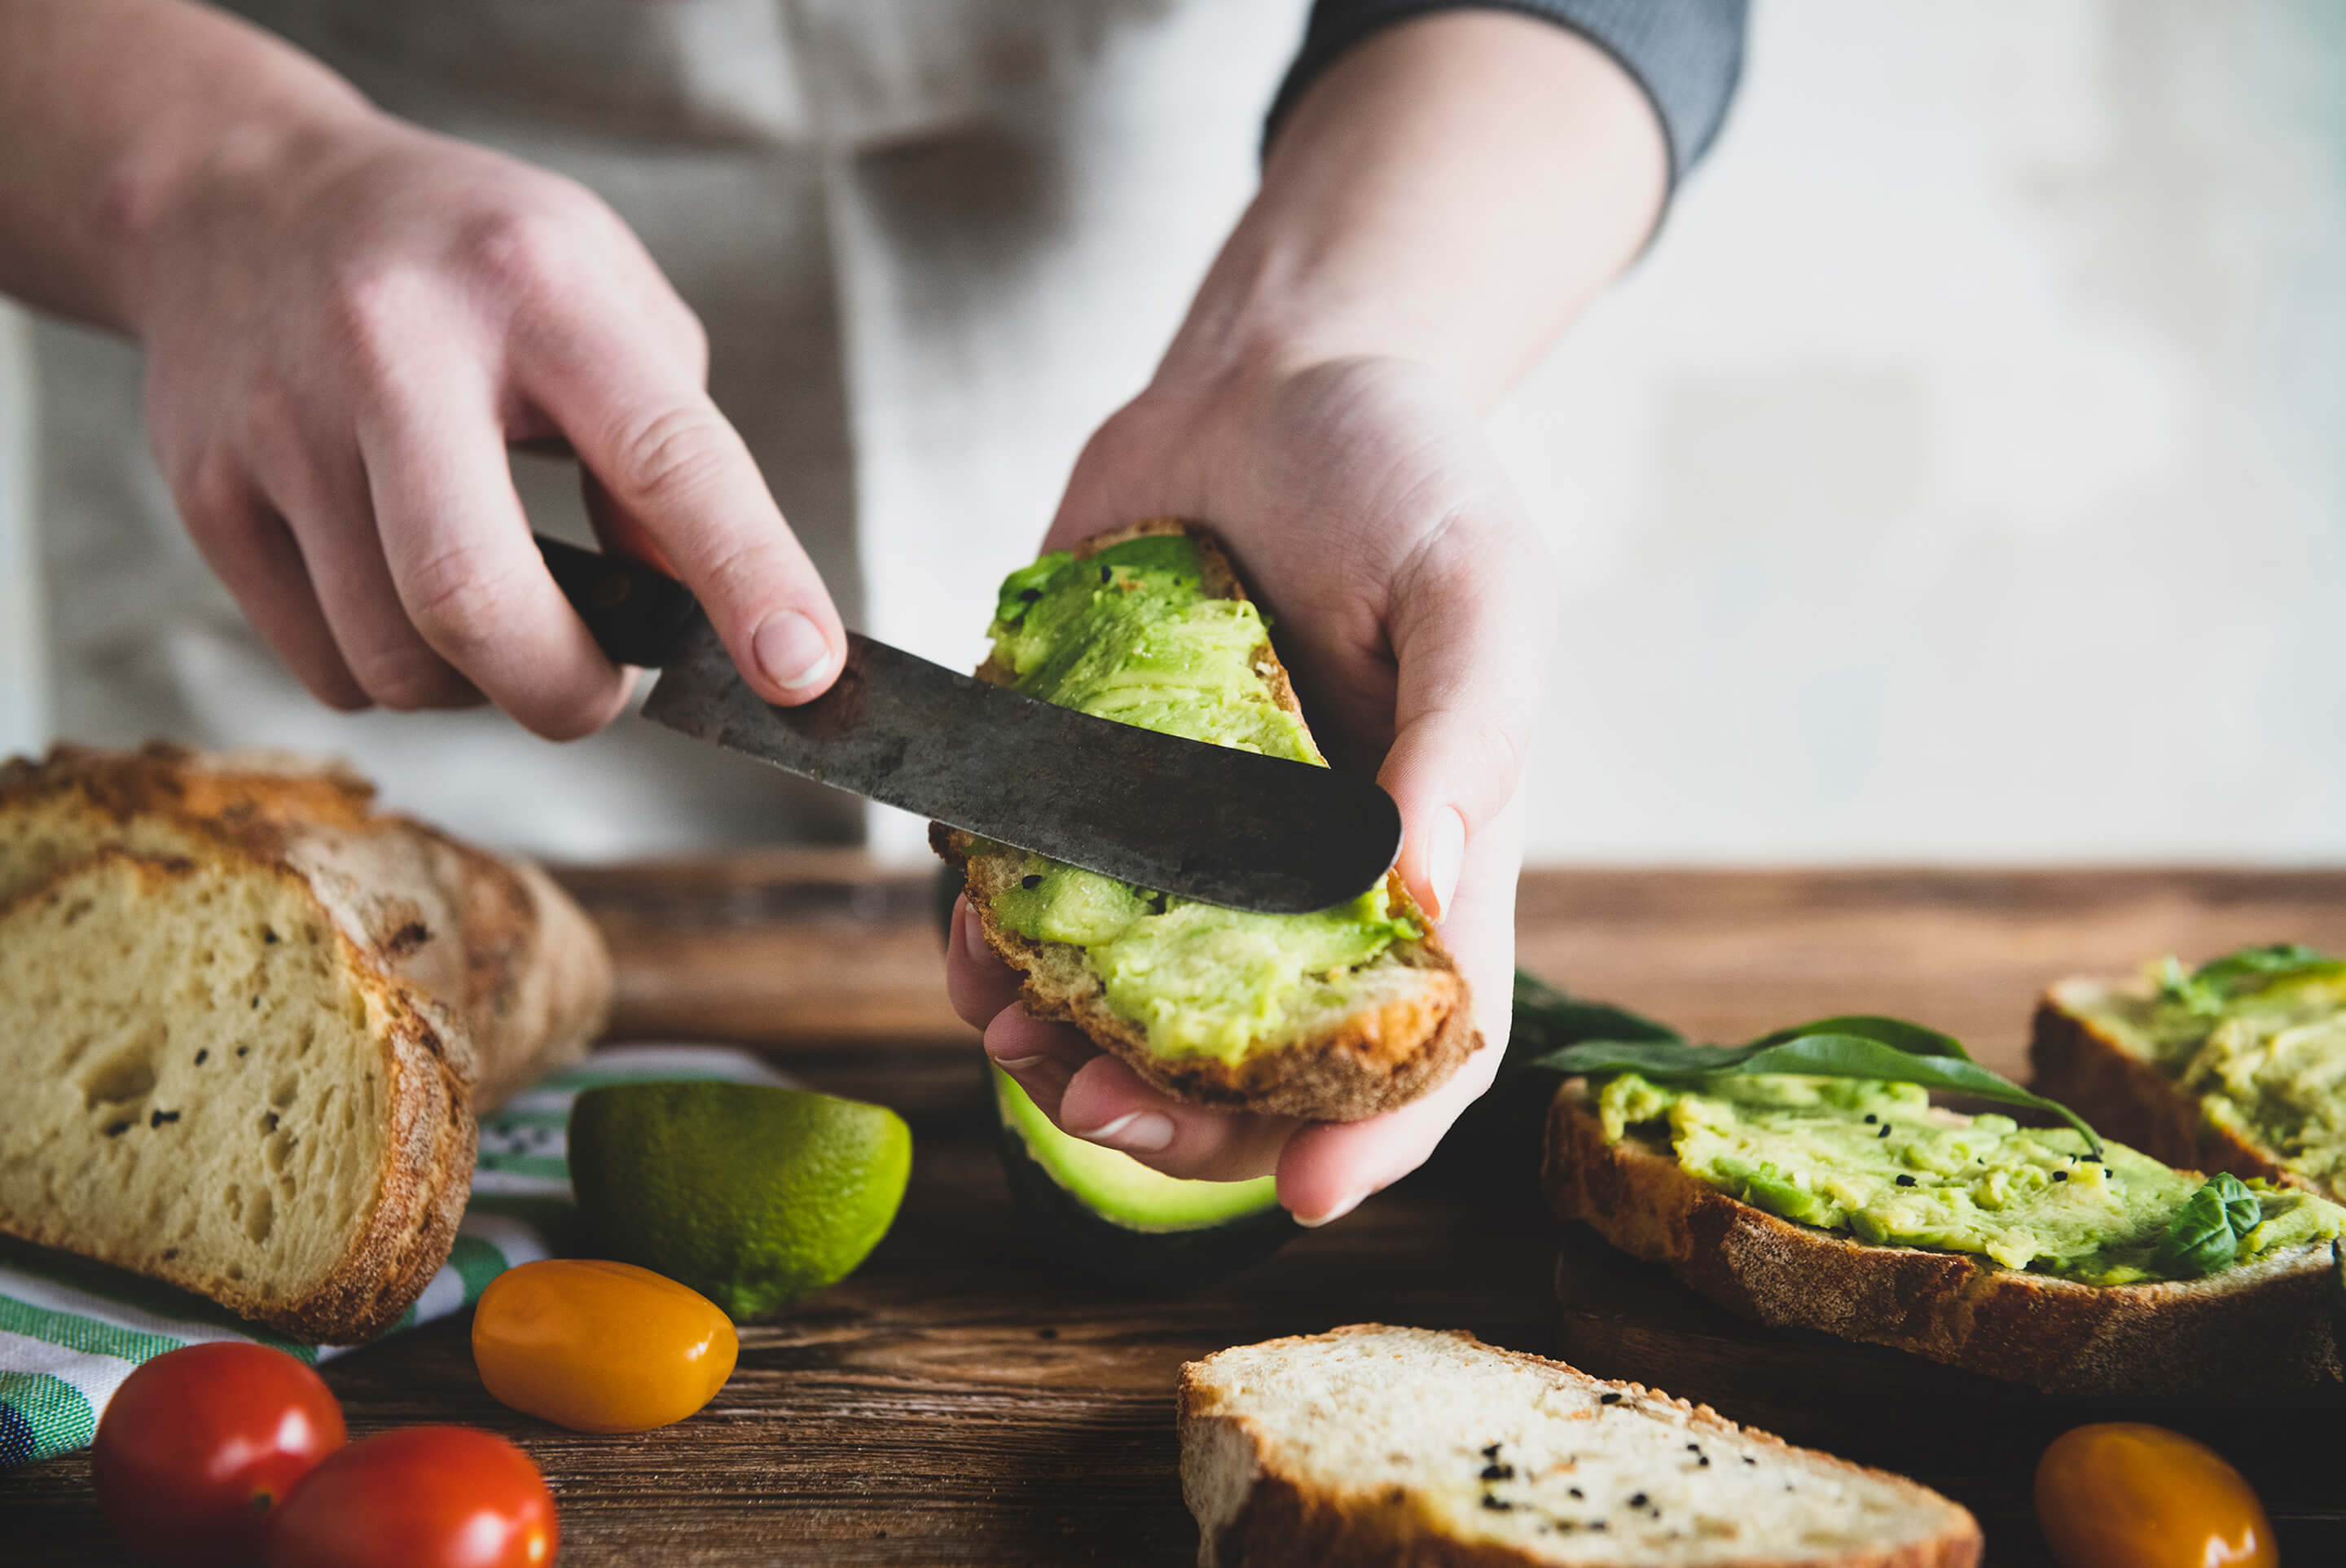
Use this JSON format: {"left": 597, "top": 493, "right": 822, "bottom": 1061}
{"left": 534, "top": 534, "right": 1401, "bottom": 914}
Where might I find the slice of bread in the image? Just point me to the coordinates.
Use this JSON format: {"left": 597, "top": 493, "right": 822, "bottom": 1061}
{"left": 1544, "top": 1080, "right": 2344, "bottom": 1398}
{"left": 0, "top": 742, "right": 610, "bottom": 1109}
{"left": 934, "top": 520, "right": 1477, "bottom": 1122}
{"left": 1178, "top": 1323, "right": 1982, "bottom": 1568}
{"left": 2030, "top": 977, "right": 2315, "bottom": 1197}
{"left": 0, "top": 850, "right": 471, "bottom": 1341}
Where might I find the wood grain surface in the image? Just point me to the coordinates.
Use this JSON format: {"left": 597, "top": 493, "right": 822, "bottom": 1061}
{"left": 10, "top": 861, "right": 2346, "bottom": 1565}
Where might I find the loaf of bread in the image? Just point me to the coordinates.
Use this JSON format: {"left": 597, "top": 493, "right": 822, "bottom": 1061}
{"left": 1179, "top": 1324, "right": 1982, "bottom": 1567}
{"left": 0, "top": 743, "right": 612, "bottom": 1339}
{"left": 937, "top": 520, "right": 1477, "bottom": 1122}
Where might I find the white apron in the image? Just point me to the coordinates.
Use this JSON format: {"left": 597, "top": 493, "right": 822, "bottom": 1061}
{"left": 5, "top": 0, "right": 1310, "bottom": 858}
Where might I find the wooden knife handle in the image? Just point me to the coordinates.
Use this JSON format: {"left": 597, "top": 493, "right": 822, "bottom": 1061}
{"left": 535, "top": 533, "right": 705, "bottom": 668}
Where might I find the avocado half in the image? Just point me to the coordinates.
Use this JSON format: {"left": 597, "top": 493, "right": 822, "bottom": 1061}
{"left": 990, "top": 1065, "right": 1298, "bottom": 1293}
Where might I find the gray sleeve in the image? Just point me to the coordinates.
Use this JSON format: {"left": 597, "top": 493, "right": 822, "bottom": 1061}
{"left": 1267, "top": 0, "right": 1750, "bottom": 190}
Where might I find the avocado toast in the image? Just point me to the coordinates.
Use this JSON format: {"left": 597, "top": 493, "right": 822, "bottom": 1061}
{"left": 934, "top": 520, "right": 1477, "bottom": 1122}
{"left": 2033, "top": 943, "right": 2346, "bottom": 1201}
{"left": 1544, "top": 1069, "right": 2346, "bottom": 1397}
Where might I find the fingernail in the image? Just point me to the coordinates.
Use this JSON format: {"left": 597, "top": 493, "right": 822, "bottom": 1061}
{"left": 964, "top": 903, "right": 992, "bottom": 964}
{"left": 1070, "top": 1111, "right": 1175, "bottom": 1154}
{"left": 1425, "top": 806, "right": 1466, "bottom": 922}
{"left": 1294, "top": 1190, "right": 1367, "bottom": 1229}
{"left": 752, "top": 611, "right": 836, "bottom": 692}
{"left": 987, "top": 1052, "right": 1048, "bottom": 1071}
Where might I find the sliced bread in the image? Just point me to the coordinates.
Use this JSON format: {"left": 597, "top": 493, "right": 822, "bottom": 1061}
{"left": 2032, "top": 974, "right": 2327, "bottom": 1199}
{"left": 936, "top": 520, "right": 1477, "bottom": 1122}
{"left": 0, "top": 742, "right": 610, "bottom": 1109}
{"left": 1178, "top": 1323, "right": 1982, "bottom": 1567}
{"left": 0, "top": 849, "right": 472, "bottom": 1340}
{"left": 1544, "top": 1080, "right": 2344, "bottom": 1398}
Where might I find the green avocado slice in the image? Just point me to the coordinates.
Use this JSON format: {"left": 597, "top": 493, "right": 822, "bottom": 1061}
{"left": 990, "top": 1066, "right": 1297, "bottom": 1293}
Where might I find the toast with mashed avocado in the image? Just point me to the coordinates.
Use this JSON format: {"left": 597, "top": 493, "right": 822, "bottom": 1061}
{"left": 933, "top": 520, "right": 1477, "bottom": 1122}
{"left": 2033, "top": 944, "right": 2346, "bottom": 1201}
{"left": 1544, "top": 1070, "right": 2346, "bottom": 1397}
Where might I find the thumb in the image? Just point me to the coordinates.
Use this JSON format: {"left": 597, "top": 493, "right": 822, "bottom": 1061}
{"left": 1377, "top": 514, "right": 1556, "bottom": 925}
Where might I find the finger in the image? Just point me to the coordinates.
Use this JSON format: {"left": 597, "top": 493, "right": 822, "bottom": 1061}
{"left": 1379, "top": 511, "right": 1556, "bottom": 922}
{"left": 1276, "top": 797, "right": 1525, "bottom": 1222}
{"left": 518, "top": 321, "right": 845, "bottom": 707}
{"left": 356, "top": 376, "right": 634, "bottom": 739}
{"left": 947, "top": 895, "right": 1026, "bottom": 1030}
{"left": 256, "top": 434, "right": 481, "bottom": 714}
{"left": 174, "top": 459, "right": 371, "bottom": 711}
{"left": 981, "top": 1005, "right": 1097, "bottom": 1122}
{"left": 1053, "top": 1056, "right": 1299, "bottom": 1182}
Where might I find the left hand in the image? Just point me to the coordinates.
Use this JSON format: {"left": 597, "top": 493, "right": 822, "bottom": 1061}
{"left": 944, "top": 349, "right": 1556, "bottom": 1224}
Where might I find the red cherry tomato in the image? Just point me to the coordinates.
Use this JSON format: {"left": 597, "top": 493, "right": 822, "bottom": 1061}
{"left": 91, "top": 1342, "right": 346, "bottom": 1567}
{"left": 266, "top": 1425, "right": 557, "bottom": 1568}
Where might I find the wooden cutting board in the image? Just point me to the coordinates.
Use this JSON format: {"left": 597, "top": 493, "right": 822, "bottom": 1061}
{"left": 11, "top": 862, "right": 2346, "bottom": 1565}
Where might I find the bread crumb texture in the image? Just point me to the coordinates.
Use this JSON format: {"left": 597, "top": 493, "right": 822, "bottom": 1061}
{"left": 1180, "top": 1324, "right": 1979, "bottom": 1567}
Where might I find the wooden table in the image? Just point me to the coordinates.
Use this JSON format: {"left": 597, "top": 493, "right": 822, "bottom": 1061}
{"left": 11, "top": 861, "right": 2346, "bottom": 1565}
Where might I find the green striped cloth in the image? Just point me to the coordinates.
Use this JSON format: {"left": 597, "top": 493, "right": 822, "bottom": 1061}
{"left": 0, "top": 1045, "right": 788, "bottom": 1469}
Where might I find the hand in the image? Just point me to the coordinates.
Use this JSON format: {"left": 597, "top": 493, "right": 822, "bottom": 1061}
{"left": 945, "top": 350, "right": 1555, "bottom": 1223}
{"left": 126, "top": 111, "right": 844, "bottom": 734}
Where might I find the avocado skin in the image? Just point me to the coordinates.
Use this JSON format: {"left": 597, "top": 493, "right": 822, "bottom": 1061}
{"left": 988, "top": 1067, "right": 1299, "bottom": 1295}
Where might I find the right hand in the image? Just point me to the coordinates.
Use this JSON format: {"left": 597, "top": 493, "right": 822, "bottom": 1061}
{"left": 128, "top": 112, "right": 842, "bottom": 735}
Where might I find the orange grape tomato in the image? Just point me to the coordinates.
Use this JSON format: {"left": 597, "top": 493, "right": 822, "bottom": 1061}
{"left": 2035, "top": 1422, "right": 2275, "bottom": 1568}
{"left": 472, "top": 1258, "right": 738, "bottom": 1433}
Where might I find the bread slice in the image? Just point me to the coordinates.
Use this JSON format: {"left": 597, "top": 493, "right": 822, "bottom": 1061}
{"left": 0, "top": 742, "right": 610, "bottom": 1109}
{"left": 1178, "top": 1323, "right": 1982, "bottom": 1568}
{"left": 0, "top": 849, "right": 472, "bottom": 1341}
{"left": 1544, "top": 1081, "right": 2344, "bottom": 1398}
{"left": 2030, "top": 977, "right": 2315, "bottom": 1197}
{"left": 934, "top": 520, "right": 1477, "bottom": 1122}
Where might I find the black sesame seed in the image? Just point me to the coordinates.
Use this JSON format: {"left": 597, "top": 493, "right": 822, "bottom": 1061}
{"left": 1480, "top": 1465, "right": 1513, "bottom": 1482}
{"left": 150, "top": 1109, "right": 180, "bottom": 1127}
{"left": 105, "top": 1121, "right": 131, "bottom": 1138}
{"left": 263, "top": 928, "right": 279, "bottom": 945}
{"left": 1896, "top": 1174, "right": 1917, "bottom": 1187}
{"left": 1685, "top": 1443, "right": 1699, "bottom": 1452}
{"left": 236, "top": 1046, "right": 248, "bottom": 1056}
{"left": 1480, "top": 1496, "right": 1511, "bottom": 1512}
{"left": 1698, "top": 1456, "right": 1711, "bottom": 1467}
{"left": 1568, "top": 1488, "right": 1584, "bottom": 1500}
{"left": 1742, "top": 1456, "right": 1757, "bottom": 1465}
{"left": 1863, "top": 1113, "right": 1878, "bottom": 1124}
{"left": 2054, "top": 1170, "right": 2070, "bottom": 1182}
{"left": 194, "top": 1049, "right": 209, "bottom": 1065}
{"left": 1099, "top": 565, "right": 1112, "bottom": 582}
{"left": 1021, "top": 875, "right": 1042, "bottom": 889}
{"left": 1628, "top": 1494, "right": 1648, "bottom": 1509}
{"left": 1877, "top": 1124, "right": 1892, "bottom": 1139}
{"left": 1018, "top": 588, "right": 1039, "bottom": 601}
{"left": 1599, "top": 1393, "right": 1623, "bottom": 1406}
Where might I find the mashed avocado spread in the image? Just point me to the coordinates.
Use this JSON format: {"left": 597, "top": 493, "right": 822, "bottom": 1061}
{"left": 1597, "top": 1071, "right": 2346, "bottom": 1285}
{"left": 983, "top": 535, "right": 1415, "bottom": 1061}
{"left": 2080, "top": 948, "right": 2346, "bottom": 1197}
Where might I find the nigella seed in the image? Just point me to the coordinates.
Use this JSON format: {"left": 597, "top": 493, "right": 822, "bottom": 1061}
{"left": 1099, "top": 565, "right": 1112, "bottom": 582}
{"left": 236, "top": 1046, "right": 248, "bottom": 1056}
{"left": 1480, "top": 1496, "right": 1511, "bottom": 1512}
{"left": 1568, "top": 1487, "right": 1584, "bottom": 1500}
{"left": 2054, "top": 1170, "right": 2070, "bottom": 1182}
{"left": 1863, "top": 1113, "right": 1878, "bottom": 1124}
{"left": 1628, "top": 1494, "right": 1648, "bottom": 1509}
{"left": 1742, "top": 1456, "right": 1757, "bottom": 1466}
{"left": 1877, "top": 1125, "right": 1891, "bottom": 1139}
{"left": 1480, "top": 1465, "right": 1513, "bottom": 1482}
{"left": 1019, "top": 588, "right": 1039, "bottom": 600}
{"left": 1685, "top": 1444, "right": 1699, "bottom": 1452}
{"left": 1481, "top": 1443, "right": 1501, "bottom": 1460}
{"left": 1896, "top": 1174, "right": 1918, "bottom": 1187}
{"left": 1698, "top": 1456, "right": 1711, "bottom": 1467}
{"left": 262, "top": 928, "right": 279, "bottom": 945}
{"left": 105, "top": 1121, "right": 131, "bottom": 1138}
{"left": 151, "top": 1109, "right": 180, "bottom": 1127}
{"left": 194, "top": 1049, "right": 209, "bottom": 1065}
{"left": 1599, "top": 1393, "right": 1623, "bottom": 1406}
{"left": 1021, "top": 875, "right": 1042, "bottom": 889}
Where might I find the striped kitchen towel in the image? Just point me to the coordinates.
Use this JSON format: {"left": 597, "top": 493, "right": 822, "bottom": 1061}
{"left": 0, "top": 1044, "right": 789, "bottom": 1469}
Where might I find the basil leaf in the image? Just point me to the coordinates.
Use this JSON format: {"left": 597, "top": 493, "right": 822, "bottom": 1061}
{"left": 1535, "top": 1025, "right": 2104, "bottom": 1158}
{"left": 1512, "top": 972, "right": 1683, "bottom": 1052}
{"left": 2158, "top": 942, "right": 2342, "bottom": 1016}
{"left": 2154, "top": 1172, "right": 2265, "bottom": 1277}
{"left": 1744, "top": 1014, "right": 1971, "bottom": 1061}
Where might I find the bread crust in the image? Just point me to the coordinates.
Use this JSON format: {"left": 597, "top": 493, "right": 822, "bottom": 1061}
{"left": 0, "top": 741, "right": 610, "bottom": 1109}
{"left": 0, "top": 850, "right": 474, "bottom": 1342}
{"left": 935, "top": 520, "right": 1478, "bottom": 1122}
{"left": 1178, "top": 1324, "right": 1984, "bottom": 1568}
{"left": 2028, "top": 981, "right": 2313, "bottom": 1197}
{"left": 1543, "top": 1081, "right": 2344, "bottom": 1399}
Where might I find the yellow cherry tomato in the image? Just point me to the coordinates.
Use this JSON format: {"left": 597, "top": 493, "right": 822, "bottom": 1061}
{"left": 472, "top": 1258, "right": 738, "bottom": 1433}
{"left": 2036, "top": 1422, "right": 2274, "bottom": 1568}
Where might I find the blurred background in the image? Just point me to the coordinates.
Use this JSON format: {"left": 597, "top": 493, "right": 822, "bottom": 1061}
{"left": 2, "top": 0, "right": 2342, "bottom": 867}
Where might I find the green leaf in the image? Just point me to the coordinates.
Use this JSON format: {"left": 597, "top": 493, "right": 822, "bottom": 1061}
{"left": 1510, "top": 972, "right": 1682, "bottom": 1052}
{"left": 2157, "top": 942, "right": 2342, "bottom": 1017}
{"left": 2153, "top": 1172, "right": 2265, "bottom": 1277}
{"left": 1534, "top": 1024, "right": 2104, "bottom": 1159}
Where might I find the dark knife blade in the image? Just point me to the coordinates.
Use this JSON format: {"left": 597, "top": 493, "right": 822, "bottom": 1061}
{"left": 537, "top": 534, "right": 1401, "bottom": 914}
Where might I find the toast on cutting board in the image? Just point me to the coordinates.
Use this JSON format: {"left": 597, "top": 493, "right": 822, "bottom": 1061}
{"left": 1544, "top": 1077, "right": 2346, "bottom": 1399}
{"left": 0, "top": 743, "right": 612, "bottom": 1340}
{"left": 2031, "top": 947, "right": 2346, "bottom": 1202}
{"left": 934, "top": 520, "right": 1477, "bottom": 1122}
{"left": 1179, "top": 1324, "right": 1982, "bottom": 1568}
